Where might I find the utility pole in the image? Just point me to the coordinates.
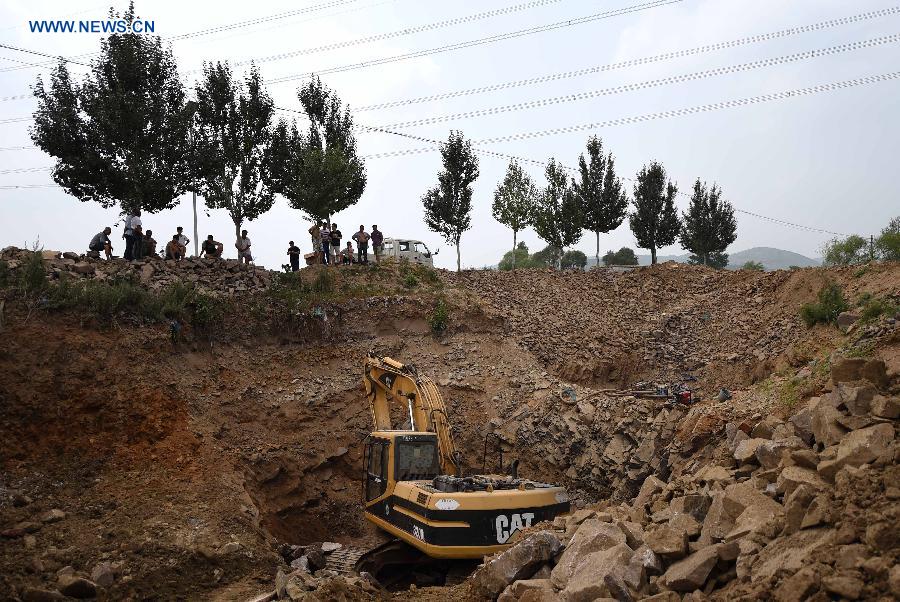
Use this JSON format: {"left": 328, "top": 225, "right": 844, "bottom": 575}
{"left": 193, "top": 191, "right": 199, "bottom": 257}
{"left": 869, "top": 234, "right": 875, "bottom": 262}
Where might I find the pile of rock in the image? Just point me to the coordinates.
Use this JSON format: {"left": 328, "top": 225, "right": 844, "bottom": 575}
{"left": 472, "top": 360, "right": 899, "bottom": 600}
{"left": 263, "top": 542, "right": 383, "bottom": 602}
{"left": 1, "top": 247, "right": 272, "bottom": 296}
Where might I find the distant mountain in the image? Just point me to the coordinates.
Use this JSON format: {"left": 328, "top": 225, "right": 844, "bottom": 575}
{"left": 586, "top": 247, "right": 821, "bottom": 271}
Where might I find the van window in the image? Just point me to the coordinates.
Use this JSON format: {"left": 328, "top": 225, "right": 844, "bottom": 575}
{"left": 399, "top": 241, "right": 410, "bottom": 252}
{"left": 383, "top": 241, "right": 394, "bottom": 252}
{"left": 414, "top": 242, "right": 426, "bottom": 254}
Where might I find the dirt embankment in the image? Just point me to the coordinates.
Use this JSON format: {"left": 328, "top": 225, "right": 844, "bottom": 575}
{"left": 0, "top": 258, "right": 898, "bottom": 601}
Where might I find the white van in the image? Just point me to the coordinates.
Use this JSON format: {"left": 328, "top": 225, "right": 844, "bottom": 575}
{"left": 380, "top": 238, "right": 438, "bottom": 267}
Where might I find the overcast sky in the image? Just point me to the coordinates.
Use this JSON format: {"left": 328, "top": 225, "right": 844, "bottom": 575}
{"left": 1, "top": 0, "right": 898, "bottom": 269}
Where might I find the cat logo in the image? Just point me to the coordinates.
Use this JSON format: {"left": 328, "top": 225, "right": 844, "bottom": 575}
{"left": 412, "top": 525, "right": 425, "bottom": 541}
{"left": 495, "top": 512, "right": 535, "bottom": 544}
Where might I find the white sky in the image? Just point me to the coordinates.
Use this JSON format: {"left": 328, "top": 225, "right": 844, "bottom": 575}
{"left": 1, "top": 0, "right": 898, "bottom": 269}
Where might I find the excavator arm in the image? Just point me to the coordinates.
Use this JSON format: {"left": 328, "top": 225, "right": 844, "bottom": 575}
{"left": 364, "top": 355, "right": 461, "bottom": 475}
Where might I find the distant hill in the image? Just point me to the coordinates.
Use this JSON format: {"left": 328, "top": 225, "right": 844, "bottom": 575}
{"left": 586, "top": 247, "right": 820, "bottom": 271}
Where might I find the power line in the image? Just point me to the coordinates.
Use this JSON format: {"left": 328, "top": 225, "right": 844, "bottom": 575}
{"left": 266, "top": 0, "right": 684, "bottom": 83}
{"left": 0, "top": 166, "right": 50, "bottom": 174}
{"left": 361, "top": 70, "right": 900, "bottom": 156}
{"left": 355, "top": 6, "right": 900, "bottom": 112}
{"left": 0, "top": 146, "right": 37, "bottom": 151}
{"left": 375, "top": 34, "right": 900, "bottom": 129}
{"left": 0, "top": 183, "right": 61, "bottom": 190}
{"left": 0, "top": 94, "right": 35, "bottom": 103}
{"left": 0, "top": 117, "right": 34, "bottom": 125}
{"left": 0, "top": 42, "right": 91, "bottom": 68}
{"left": 224, "top": 0, "right": 564, "bottom": 68}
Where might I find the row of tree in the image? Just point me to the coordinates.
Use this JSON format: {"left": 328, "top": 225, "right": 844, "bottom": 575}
{"left": 821, "top": 217, "right": 900, "bottom": 265}
{"left": 419, "top": 131, "right": 738, "bottom": 271}
{"left": 31, "top": 5, "right": 365, "bottom": 239}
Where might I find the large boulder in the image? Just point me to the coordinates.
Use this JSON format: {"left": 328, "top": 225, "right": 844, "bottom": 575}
{"left": 809, "top": 396, "right": 848, "bottom": 446}
{"left": 498, "top": 578, "right": 559, "bottom": 602}
{"left": 559, "top": 543, "right": 634, "bottom": 602}
{"left": 756, "top": 437, "right": 805, "bottom": 470}
{"left": 57, "top": 576, "right": 97, "bottom": 599}
{"left": 831, "top": 358, "right": 866, "bottom": 384}
{"left": 788, "top": 407, "right": 814, "bottom": 444}
{"left": 669, "top": 494, "right": 711, "bottom": 522}
{"left": 733, "top": 438, "right": 769, "bottom": 464}
{"left": 776, "top": 466, "right": 826, "bottom": 497}
{"left": 633, "top": 475, "right": 666, "bottom": 508}
{"left": 816, "top": 423, "right": 895, "bottom": 482}
{"left": 661, "top": 545, "right": 720, "bottom": 592}
{"left": 551, "top": 520, "right": 626, "bottom": 588}
{"left": 472, "top": 531, "right": 561, "bottom": 598}
{"left": 835, "top": 384, "right": 877, "bottom": 416}
{"left": 645, "top": 525, "right": 688, "bottom": 559}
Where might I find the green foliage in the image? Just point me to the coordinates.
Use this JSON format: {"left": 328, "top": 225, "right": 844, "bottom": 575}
{"left": 858, "top": 296, "right": 899, "bottom": 323}
{"left": 799, "top": 282, "right": 848, "bottom": 327}
{"left": 629, "top": 162, "right": 681, "bottom": 264}
{"left": 422, "top": 131, "right": 479, "bottom": 271}
{"left": 403, "top": 272, "right": 419, "bottom": 288}
{"left": 31, "top": 2, "right": 192, "bottom": 214}
{"left": 18, "top": 251, "right": 49, "bottom": 298}
{"left": 532, "top": 158, "right": 582, "bottom": 266}
{"left": 680, "top": 179, "right": 737, "bottom": 267}
{"left": 0, "top": 260, "right": 9, "bottom": 288}
{"left": 821, "top": 234, "right": 868, "bottom": 266}
{"left": 574, "top": 136, "right": 628, "bottom": 265}
{"left": 194, "top": 63, "right": 276, "bottom": 237}
{"left": 429, "top": 298, "right": 450, "bottom": 334}
{"left": 493, "top": 160, "right": 536, "bottom": 269}
{"left": 270, "top": 77, "right": 366, "bottom": 223}
{"left": 531, "top": 245, "right": 563, "bottom": 268}
{"left": 312, "top": 269, "right": 334, "bottom": 294}
{"left": 561, "top": 250, "right": 587, "bottom": 269}
{"left": 788, "top": 265, "right": 801, "bottom": 270}
{"left": 602, "top": 247, "right": 638, "bottom": 266}
{"left": 498, "top": 241, "right": 535, "bottom": 271}
{"left": 742, "top": 260, "right": 765, "bottom": 271}
{"left": 875, "top": 216, "right": 900, "bottom": 261}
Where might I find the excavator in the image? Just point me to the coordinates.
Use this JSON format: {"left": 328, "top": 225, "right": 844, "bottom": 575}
{"left": 355, "top": 355, "right": 569, "bottom": 580}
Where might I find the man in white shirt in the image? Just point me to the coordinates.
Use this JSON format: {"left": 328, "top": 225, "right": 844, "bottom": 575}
{"left": 130, "top": 212, "right": 143, "bottom": 260}
{"left": 236, "top": 230, "right": 252, "bottom": 265}
{"left": 123, "top": 210, "right": 141, "bottom": 261}
{"left": 175, "top": 226, "right": 190, "bottom": 257}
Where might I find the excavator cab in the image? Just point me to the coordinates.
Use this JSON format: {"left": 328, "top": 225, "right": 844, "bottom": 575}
{"left": 359, "top": 356, "right": 570, "bottom": 563}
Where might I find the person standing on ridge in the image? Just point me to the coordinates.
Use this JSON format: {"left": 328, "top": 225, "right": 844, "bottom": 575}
{"left": 308, "top": 222, "right": 322, "bottom": 264}
{"left": 236, "top": 230, "right": 252, "bottom": 265}
{"left": 352, "top": 225, "right": 370, "bottom": 264}
{"left": 287, "top": 240, "right": 301, "bottom": 272}
{"left": 320, "top": 222, "right": 331, "bottom": 265}
{"left": 329, "top": 223, "right": 342, "bottom": 266}
{"left": 370, "top": 225, "right": 383, "bottom": 263}
{"left": 176, "top": 226, "right": 190, "bottom": 258}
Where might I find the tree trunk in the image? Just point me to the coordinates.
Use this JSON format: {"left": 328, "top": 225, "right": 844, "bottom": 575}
{"left": 651, "top": 247, "right": 657, "bottom": 265}
{"left": 595, "top": 231, "right": 600, "bottom": 268}
{"left": 456, "top": 240, "right": 461, "bottom": 272}
{"left": 511, "top": 230, "right": 517, "bottom": 270}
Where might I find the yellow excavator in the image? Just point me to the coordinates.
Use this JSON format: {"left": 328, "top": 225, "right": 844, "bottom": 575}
{"left": 357, "top": 355, "right": 569, "bottom": 575}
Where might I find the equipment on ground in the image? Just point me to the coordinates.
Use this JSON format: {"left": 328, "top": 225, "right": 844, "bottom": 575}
{"left": 360, "top": 355, "right": 569, "bottom": 565}
{"left": 378, "top": 238, "right": 438, "bottom": 266}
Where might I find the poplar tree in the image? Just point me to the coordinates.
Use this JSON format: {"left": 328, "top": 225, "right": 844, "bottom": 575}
{"left": 193, "top": 63, "right": 276, "bottom": 239}
{"left": 573, "top": 136, "right": 628, "bottom": 267}
{"left": 680, "top": 179, "right": 737, "bottom": 268}
{"left": 31, "top": 1, "right": 192, "bottom": 215}
{"left": 492, "top": 160, "right": 536, "bottom": 270}
{"left": 271, "top": 77, "right": 366, "bottom": 224}
{"left": 532, "top": 158, "right": 582, "bottom": 268}
{"left": 422, "top": 131, "right": 479, "bottom": 271}
{"left": 629, "top": 162, "right": 680, "bottom": 264}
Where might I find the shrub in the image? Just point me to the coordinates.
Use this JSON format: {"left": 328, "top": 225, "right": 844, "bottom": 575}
{"left": 403, "top": 273, "right": 419, "bottom": 288}
{"left": 742, "top": 260, "right": 764, "bottom": 271}
{"left": 859, "top": 297, "right": 899, "bottom": 322}
{"left": 18, "top": 251, "right": 48, "bottom": 298}
{"left": 561, "top": 250, "right": 587, "bottom": 270}
{"left": 821, "top": 234, "right": 869, "bottom": 265}
{"left": 312, "top": 269, "right": 333, "bottom": 294}
{"left": 430, "top": 299, "right": 449, "bottom": 333}
{"left": 799, "top": 282, "right": 848, "bottom": 327}
{"left": 602, "top": 247, "right": 639, "bottom": 266}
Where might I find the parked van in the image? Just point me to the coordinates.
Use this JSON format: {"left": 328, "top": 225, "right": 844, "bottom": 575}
{"left": 380, "top": 238, "right": 438, "bottom": 267}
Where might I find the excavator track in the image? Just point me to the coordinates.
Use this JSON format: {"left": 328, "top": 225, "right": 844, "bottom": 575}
{"left": 324, "top": 545, "right": 369, "bottom": 575}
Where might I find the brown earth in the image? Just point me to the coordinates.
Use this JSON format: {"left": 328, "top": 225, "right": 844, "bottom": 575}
{"left": 0, "top": 253, "right": 898, "bottom": 601}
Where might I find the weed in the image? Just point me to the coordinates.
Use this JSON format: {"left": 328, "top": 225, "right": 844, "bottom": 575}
{"left": 419, "top": 266, "right": 441, "bottom": 286}
{"left": 429, "top": 298, "right": 449, "bottom": 334}
{"left": 403, "top": 273, "right": 419, "bottom": 288}
{"left": 18, "top": 251, "right": 49, "bottom": 298}
{"left": 859, "top": 297, "right": 899, "bottom": 323}
{"left": 856, "top": 292, "right": 873, "bottom": 307}
{"left": 799, "top": 281, "right": 848, "bottom": 327}
{"left": 844, "top": 340, "right": 876, "bottom": 359}
{"left": 854, "top": 266, "right": 869, "bottom": 278}
{"left": 312, "top": 269, "right": 333, "bottom": 294}
{"left": 778, "top": 378, "right": 802, "bottom": 409}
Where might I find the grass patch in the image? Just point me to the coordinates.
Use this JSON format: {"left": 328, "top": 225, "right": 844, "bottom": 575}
{"left": 429, "top": 298, "right": 449, "bottom": 334}
{"left": 799, "top": 281, "right": 848, "bottom": 327}
{"left": 859, "top": 297, "right": 899, "bottom": 323}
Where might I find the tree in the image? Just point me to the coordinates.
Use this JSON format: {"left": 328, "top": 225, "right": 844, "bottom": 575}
{"left": 498, "top": 241, "right": 534, "bottom": 271}
{"left": 561, "top": 250, "right": 588, "bottom": 269}
{"left": 742, "top": 260, "right": 764, "bottom": 271}
{"left": 821, "top": 235, "right": 868, "bottom": 265}
{"left": 573, "top": 136, "right": 628, "bottom": 266}
{"left": 532, "top": 159, "right": 582, "bottom": 267}
{"left": 422, "top": 131, "right": 479, "bottom": 271}
{"left": 193, "top": 63, "right": 275, "bottom": 239}
{"left": 492, "top": 160, "right": 536, "bottom": 270}
{"left": 629, "top": 162, "right": 681, "bottom": 264}
{"left": 531, "top": 245, "right": 563, "bottom": 268}
{"left": 271, "top": 77, "right": 366, "bottom": 224}
{"left": 875, "top": 216, "right": 900, "bottom": 261}
{"left": 680, "top": 179, "right": 737, "bottom": 267}
{"left": 602, "top": 247, "right": 638, "bottom": 266}
{"left": 31, "top": 2, "right": 192, "bottom": 215}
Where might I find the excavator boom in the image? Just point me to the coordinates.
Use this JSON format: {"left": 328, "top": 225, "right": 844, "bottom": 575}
{"left": 364, "top": 355, "right": 460, "bottom": 475}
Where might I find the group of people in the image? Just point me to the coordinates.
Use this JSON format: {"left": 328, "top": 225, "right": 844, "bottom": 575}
{"left": 288, "top": 222, "right": 384, "bottom": 271}
{"left": 89, "top": 214, "right": 254, "bottom": 266}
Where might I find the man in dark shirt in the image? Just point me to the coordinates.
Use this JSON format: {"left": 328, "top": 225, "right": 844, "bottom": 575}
{"left": 329, "top": 224, "right": 342, "bottom": 266}
{"left": 89, "top": 227, "right": 113, "bottom": 260}
{"left": 201, "top": 235, "right": 223, "bottom": 258}
{"left": 370, "top": 225, "right": 384, "bottom": 263}
{"left": 143, "top": 230, "right": 158, "bottom": 258}
{"left": 287, "top": 241, "right": 301, "bottom": 271}
{"left": 352, "top": 225, "right": 370, "bottom": 264}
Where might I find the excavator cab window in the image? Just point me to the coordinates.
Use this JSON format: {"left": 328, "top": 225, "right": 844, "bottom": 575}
{"left": 365, "top": 439, "right": 389, "bottom": 501}
{"left": 395, "top": 438, "right": 440, "bottom": 481}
